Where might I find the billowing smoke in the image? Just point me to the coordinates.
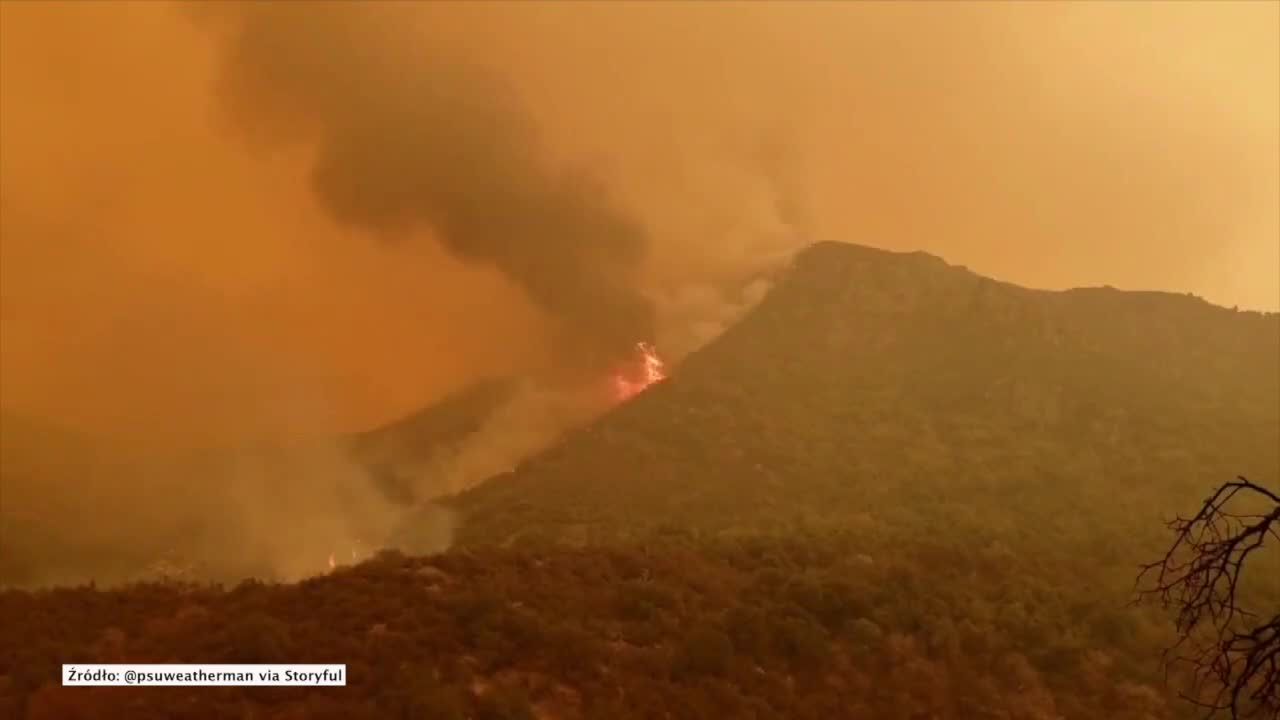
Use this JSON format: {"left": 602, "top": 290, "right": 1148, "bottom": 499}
{"left": 199, "top": 442, "right": 452, "bottom": 581}
{"left": 650, "top": 139, "right": 811, "bottom": 359}
{"left": 0, "top": 402, "right": 453, "bottom": 588}
{"left": 196, "top": 3, "right": 652, "bottom": 371}
{"left": 2, "top": 1, "right": 1275, "bottom": 587}
{"left": 655, "top": 277, "right": 776, "bottom": 361}
{"left": 406, "top": 381, "right": 609, "bottom": 498}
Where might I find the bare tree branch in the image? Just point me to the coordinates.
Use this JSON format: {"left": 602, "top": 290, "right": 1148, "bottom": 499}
{"left": 1137, "top": 476, "right": 1280, "bottom": 719}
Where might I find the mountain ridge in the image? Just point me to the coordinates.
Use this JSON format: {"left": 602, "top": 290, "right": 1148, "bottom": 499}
{"left": 444, "top": 240, "right": 1278, "bottom": 550}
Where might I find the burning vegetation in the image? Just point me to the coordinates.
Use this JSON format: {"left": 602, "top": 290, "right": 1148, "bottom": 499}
{"left": 611, "top": 342, "right": 668, "bottom": 403}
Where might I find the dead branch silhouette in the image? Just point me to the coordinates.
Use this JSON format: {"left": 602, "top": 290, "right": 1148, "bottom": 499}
{"left": 1137, "top": 476, "right": 1280, "bottom": 719}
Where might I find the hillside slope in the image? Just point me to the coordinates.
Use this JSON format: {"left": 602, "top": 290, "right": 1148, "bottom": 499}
{"left": 449, "top": 242, "right": 1279, "bottom": 572}
{"left": 4, "top": 242, "right": 1277, "bottom": 719}
{"left": 0, "top": 540, "right": 1208, "bottom": 720}
{"left": 346, "top": 378, "right": 522, "bottom": 504}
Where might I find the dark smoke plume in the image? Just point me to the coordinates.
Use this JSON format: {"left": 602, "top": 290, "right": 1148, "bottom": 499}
{"left": 197, "top": 3, "right": 652, "bottom": 370}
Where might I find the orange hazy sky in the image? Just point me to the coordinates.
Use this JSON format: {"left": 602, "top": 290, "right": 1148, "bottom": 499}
{"left": 1, "top": 1, "right": 1277, "bottom": 448}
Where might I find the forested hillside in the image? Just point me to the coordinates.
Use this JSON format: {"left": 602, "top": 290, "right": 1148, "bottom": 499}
{"left": 450, "top": 244, "right": 1277, "bottom": 568}
{"left": 3, "top": 242, "right": 1276, "bottom": 718}
{"left": 0, "top": 540, "right": 1209, "bottom": 719}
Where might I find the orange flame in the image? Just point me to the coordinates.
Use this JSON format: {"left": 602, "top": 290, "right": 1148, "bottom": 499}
{"left": 612, "top": 342, "right": 666, "bottom": 401}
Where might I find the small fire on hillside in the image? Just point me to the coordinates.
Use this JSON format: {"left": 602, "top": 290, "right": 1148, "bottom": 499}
{"left": 326, "top": 542, "right": 362, "bottom": 574}
{"left": 612, "top": 342, "right": 667, "bottom": 402}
